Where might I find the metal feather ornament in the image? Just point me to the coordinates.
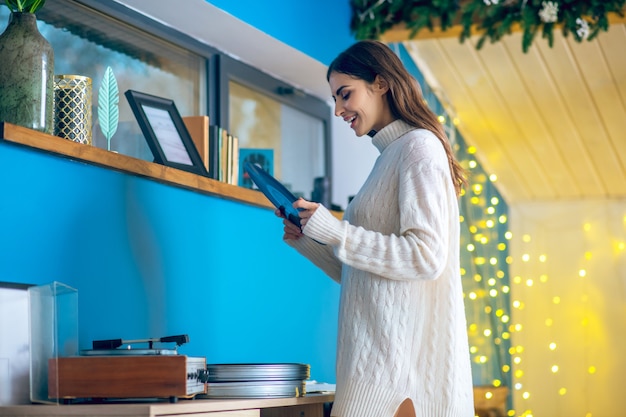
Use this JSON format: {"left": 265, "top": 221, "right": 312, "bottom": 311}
{"left": 97, "top": 66, "right": 119, "bottom": 151}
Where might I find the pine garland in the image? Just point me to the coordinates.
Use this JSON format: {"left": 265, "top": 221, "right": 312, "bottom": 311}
{"left": 350, "top": 0, "right": 626, "bottom": 52}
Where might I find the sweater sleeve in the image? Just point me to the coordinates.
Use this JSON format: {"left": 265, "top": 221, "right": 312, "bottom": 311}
{"left": 286, "top": 236, "right": 343, "bottom": 283}
{"left": 302, "top": 141, "right": 453, "bottom": 282}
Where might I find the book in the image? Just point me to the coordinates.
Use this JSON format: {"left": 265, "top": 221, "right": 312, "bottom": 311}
{"left": 182, "top": 116, "right": 209, "bottom": 173}
{"left": 220, "top": 128, "right": 228, "bottom": 182}
{"left": 205, "top": 125, "right": 240, "bottom": 185}
{"left": 207, "top": 124, "right": 221, "bottom": 180}
{"left": 230, "top": 135, "right": 239, "bottom": 185}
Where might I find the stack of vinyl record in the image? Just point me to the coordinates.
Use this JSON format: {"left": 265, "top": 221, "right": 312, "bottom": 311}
{"left": 201, "top": 363, "right": 310, "bottom": 398}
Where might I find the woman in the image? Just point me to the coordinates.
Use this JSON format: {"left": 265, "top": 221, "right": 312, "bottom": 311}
{"left": 279, "top": 40, "right": 474, "bottom": 417}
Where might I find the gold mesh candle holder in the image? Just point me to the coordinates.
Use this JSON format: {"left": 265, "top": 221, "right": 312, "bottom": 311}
{"left": 54, "top": 75, "right": 92, "bottom": 145}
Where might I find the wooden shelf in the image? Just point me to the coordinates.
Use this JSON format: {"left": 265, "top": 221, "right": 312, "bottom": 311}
{"left": 0, "top": 122, "right": 278, "bottom": 211}
{"left": 0, "top": 122, "right": 343, "bottom": 219}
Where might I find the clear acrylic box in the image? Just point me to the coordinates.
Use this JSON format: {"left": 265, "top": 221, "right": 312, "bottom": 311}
{"left": 28, "top": 281, "right": 78, "bottom": 404}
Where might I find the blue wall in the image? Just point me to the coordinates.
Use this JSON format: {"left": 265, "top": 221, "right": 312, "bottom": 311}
{"left": 205, "top": 0, "right": 355, "bottom": 65}
{"left": 1, "top": 0, "right": 359, "bottom": 386}
{"left": 0, "top": 142, "right": 339, "bottom": 383}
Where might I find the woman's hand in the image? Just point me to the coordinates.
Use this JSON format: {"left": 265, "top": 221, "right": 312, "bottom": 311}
{"left": 275, "top": 208, "right": 302, "bottom": 241}
{"left": 293, "top": 198, "right": 320, "bottom": 228}
{"left": 275, "top": 198, "right": 321, "bottom": 240}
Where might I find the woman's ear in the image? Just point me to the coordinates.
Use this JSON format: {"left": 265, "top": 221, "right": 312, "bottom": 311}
{"left": 374, "top": 75, "right": 389, "bottom": 94}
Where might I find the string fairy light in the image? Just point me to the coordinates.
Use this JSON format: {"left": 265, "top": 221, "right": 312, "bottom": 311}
{"left": 452, "top": 113, "right": 513, "bottom": 415}
{"left": 505, "top": 209, "right": 626, "bottom": 416}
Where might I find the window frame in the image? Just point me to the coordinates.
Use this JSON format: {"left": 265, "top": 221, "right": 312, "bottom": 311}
{"left": 215, "top": 53, "right": 333, "bottom": 191}
{"left": 62, "top": 0, "right": 333, "bottom": 192}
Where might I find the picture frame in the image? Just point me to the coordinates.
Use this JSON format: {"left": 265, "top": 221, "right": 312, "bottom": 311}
{"left": 238, "top": 148, "right": 274, "bottom": 189}
{"left": 124, "top": 89, "right": 208, "bottom": 176}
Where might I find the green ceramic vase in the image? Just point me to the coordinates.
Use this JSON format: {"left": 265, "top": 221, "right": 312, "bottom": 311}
{"left": 0, "top": 12, "right": 54, "bottom": 134}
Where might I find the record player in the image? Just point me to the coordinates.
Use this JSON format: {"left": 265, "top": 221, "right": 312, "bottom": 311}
{"left": 48, "top": 334, "right": 206, "bottom": 403}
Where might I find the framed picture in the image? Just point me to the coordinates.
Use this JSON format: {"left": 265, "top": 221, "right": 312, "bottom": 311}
{"left": 238, "top": 148, "right": 274, "bottom": 189}
{"left": 124, "top": 89, "right": 208, "bottom": 176}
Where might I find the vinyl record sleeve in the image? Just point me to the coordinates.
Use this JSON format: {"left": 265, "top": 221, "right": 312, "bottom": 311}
{"left": 243, "top": 161, "right": 302, "bottom": 228}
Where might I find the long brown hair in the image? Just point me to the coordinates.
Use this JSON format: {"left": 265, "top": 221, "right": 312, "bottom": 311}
{"left": 327, "top": 40, "right": 466, "bottom": 196}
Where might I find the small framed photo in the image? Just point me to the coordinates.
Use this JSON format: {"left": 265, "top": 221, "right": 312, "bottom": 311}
{"left": 124, "top": 89, "right": 208, "bottom": 176}
{"left": 238, "top": 148, "right": 274, "bottom": 189}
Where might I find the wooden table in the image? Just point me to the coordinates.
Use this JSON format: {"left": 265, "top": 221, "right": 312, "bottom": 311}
{"left": 0, "top": 394, "right": 334, "bottom": 417}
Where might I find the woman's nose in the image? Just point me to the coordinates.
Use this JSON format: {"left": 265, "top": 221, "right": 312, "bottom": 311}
{"left": 334, "top": 102, "right": 343, "bottom": 117}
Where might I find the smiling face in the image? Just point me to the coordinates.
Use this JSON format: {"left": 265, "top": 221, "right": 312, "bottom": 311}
{"left": 329, "top": 71, "right": 395, "bottom": 137}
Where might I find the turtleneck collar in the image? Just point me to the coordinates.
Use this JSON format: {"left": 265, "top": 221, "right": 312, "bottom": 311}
{"left": 371, "top": 120, "right": 415, "bottom": 154}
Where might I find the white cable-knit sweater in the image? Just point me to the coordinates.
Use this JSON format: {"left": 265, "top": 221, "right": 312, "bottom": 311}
{"left": 289, "top": 120, "right": 474, "bottom": 417}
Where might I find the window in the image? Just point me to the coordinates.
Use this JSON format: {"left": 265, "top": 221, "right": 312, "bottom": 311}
{"left": 1, "top": 0, "right": 332, "bottom": 195}
{"left": 14, "top": 0, "right": 207, "bottom": 160}
{"left": 217, "top": 54, "right": 331, "bottom": 199}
